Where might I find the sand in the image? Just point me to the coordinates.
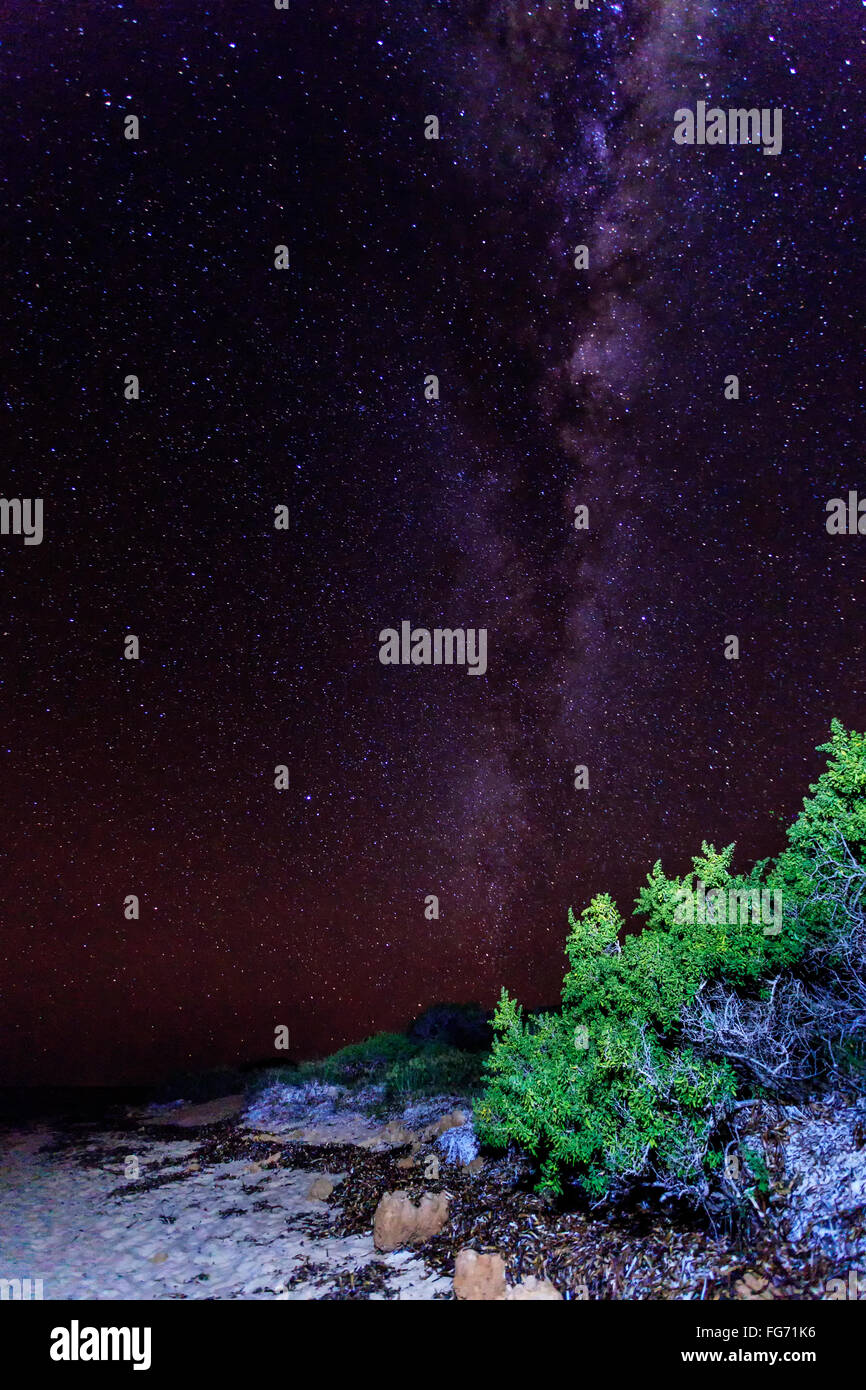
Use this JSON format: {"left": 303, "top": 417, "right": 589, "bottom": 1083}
{"left": 0, "top": 1111, "right": 450, "bottom": 1301}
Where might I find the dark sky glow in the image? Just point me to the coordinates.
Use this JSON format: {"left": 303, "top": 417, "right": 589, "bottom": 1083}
{"left": 1, "top": 0, "right": 863, "bottom": 1084}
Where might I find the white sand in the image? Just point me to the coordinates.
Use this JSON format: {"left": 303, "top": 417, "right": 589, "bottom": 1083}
{"left": 0, "top": 1118, "right": 451, "bottom": 1301}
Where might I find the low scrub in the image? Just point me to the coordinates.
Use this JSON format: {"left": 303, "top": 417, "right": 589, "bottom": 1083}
{"left": 476, "top": 722, "right": 866, "bottom": 1202}
{"left": 247, "top": 1031, "right": 485, "bottom": 1103}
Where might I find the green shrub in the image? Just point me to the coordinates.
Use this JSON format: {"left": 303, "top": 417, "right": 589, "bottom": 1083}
{"left": 243, "top": 1064, "right": 300, "bottom": 1098}
{"left": 475, "top": 895, "right": 737, "bottom": 1199}
{"left": 740, "top": 1143, "right": 771, "bottom": 1196}
{"left": 297, "top": 1033, "right": 419, "bottom": 1086}
{"left": 681, "top": 722, "right": 866, "bottom": 1093}
{"left": 384, "top": 1043, "right": 486, "bottom": 1101}
{"left": 476, "top": 723, "right": 866, "bottom": 1200}
{"left": 255, "top": 1031, "right": 485, "bottom": 1102}
{"left": 770, "top": 719, "right": 866, "bottom": 938}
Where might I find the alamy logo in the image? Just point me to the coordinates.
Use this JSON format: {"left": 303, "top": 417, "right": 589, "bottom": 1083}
{"left": 826, "top": 492, "right": 866, "bottom": 534}
{"left": 49, "top": 1321, "right": 152, "bottom": 1371}
{"left": 378, "top": 621, "right": 487, "bottom": 676}
{"left": 0, "top": 1277, "right": 43, "bottom": 1299}
{"left": 825, "top": 1270, "right": 866, "bottom": 1300}
{"left": 674, "top": 102, "right": 783, "bottom": 156}
{"left": 674, "top": 879, "right": 782, "bottom": 936}
{"left": 0, "top": 497, "right": 43, "bottom": 545}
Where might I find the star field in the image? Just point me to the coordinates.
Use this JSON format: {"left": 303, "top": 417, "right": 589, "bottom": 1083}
{"left": 1, "top": 0, "right": 863, "bottom": 1084}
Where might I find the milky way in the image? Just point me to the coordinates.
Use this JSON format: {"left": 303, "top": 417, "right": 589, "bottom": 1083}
{"left": 1, "top": 1, "right": 862, "bottom": 1083}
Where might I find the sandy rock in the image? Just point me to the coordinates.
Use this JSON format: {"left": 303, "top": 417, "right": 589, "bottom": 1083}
{"left": 307, "top": 1176, "right": 334, "bottom": 1201}
{"left": 143, "top": 1095, "right": 245, "bottom": 1128}
{"left": 245, "top": 1151, "right": 281, "bottom": 1175}
{"left": 358, "top": 1120, "right": 418, "bottom": 1152}
{"left": 453, "top": 1250, "right": 562, "bottom": 1301}
{"left": 396, "top": 1156, "right": 416, "bottom": 1170}
{"left": 734, "top": 1270, "right": 774, "bottom": 1300}
{"left": 373, "top": 1191, "right": 450, "bottom": 1251}
{"left": 422, "top": 1109, "right": 467, "bottom": 1142}
{"left": 506, "top": 1275, "right": 563, "bottom": 1300}
{"left": 453, "top": 1249, "right": 508, "bottom": 1300}
{"left": 379, "top": 1121, "right": 417, "bottom": 1146}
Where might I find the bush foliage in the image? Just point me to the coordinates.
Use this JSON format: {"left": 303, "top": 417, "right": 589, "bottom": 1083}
{"left": 476, "top": 722, "right": 866, "bottom": 1200}
{"left": 250, "top": 1030, "right": 486, "bottom": 1101}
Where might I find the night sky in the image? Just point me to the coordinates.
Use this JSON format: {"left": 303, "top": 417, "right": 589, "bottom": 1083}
{"left": 2, "top": 0, "right": 863, "bottom": 1086}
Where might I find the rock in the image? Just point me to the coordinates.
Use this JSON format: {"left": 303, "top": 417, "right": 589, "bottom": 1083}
{"left": 379, "top": 1120, "right": 416, "bottom": 1146}
{"left": 734, "top": 1270, "right": 774, "bottom": 1300}
{"left": 396, "top": 1155, "right": 416, "bottom": 1170}
{"left": 423, "top": 1110, "right": 467, "bottom": 1142}
{"left": 467, "top": 1157, "right": 485, "bottom": 1175}
{"left": 143, "top": 1095, "right": 245, "bottom": 1128}
{"left": 359, "top": 1121, "right": 420, "bottom": 1152}
{"left": 506, "top": 1275, "right": 563, "bottom": 1300}
{"left": 453, "top": 1250, "right": 563, "bottom": 1301}
{"left": 241, "top": 1081, "right": 345, "bottom": 1133}
{"left": 453, "top": 1249, "right": 508, "bottom": 1301}
{"left": 306, "top": 1176, "right": 334, "bottom": 1201}
{"left": 373, "top": 1191, "right": 450, "bottom": 1251}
